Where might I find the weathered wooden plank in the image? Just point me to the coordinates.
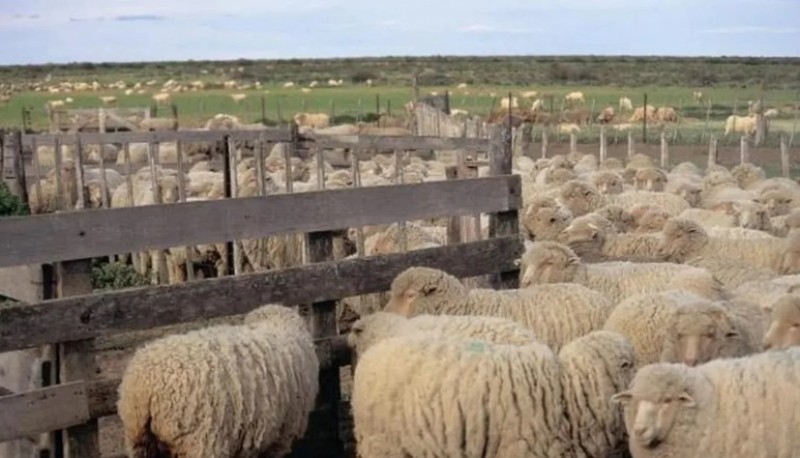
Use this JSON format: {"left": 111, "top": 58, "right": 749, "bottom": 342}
{"left": 487, "top": 124, "right": 521, "bottom": 291}
{"left": 0, "top": 382, "right": 90, "bottom": 443}
{"left": 0, "top": 175, "right": 521, "bottom": 268}
{"left": 21, "top": 128, "right": 291, "bottom": 146}
{"left": 303, "top": 134, "right": 489, "bottom": 151}
{"left": 0, "top": 236, "right": 522, "bottom": 353}
{"left": 0, "top": 335, "right": 350, "bottom": 443}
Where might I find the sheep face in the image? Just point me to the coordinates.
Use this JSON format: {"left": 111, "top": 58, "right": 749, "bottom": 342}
{"left": 634, "top": 168, "right": 667, "bottom": 192}
{"left": 703, "top": 170, "right": 736, "bottom": 191}
{"left": 596, "top": 205, "right": 636, "bottom": 233}
{"left": 762, "top": 295, "right": 800, "bottom": 351}
{"left": 545, "top": 168, "right": 577, "bottom": 186}
{"left": 660, "top": 307, "right": 739, "bottom": 366}
{"left": 556, "top": 220, "right": 605, "bottom": 253}
{"left": 522, "top": 206, "right": 571, "bottom": 241}
{"left": 384, "top": 267, "right": 465, "bottom": 316}
{"left": 520, "top": 242, "right": 579, "bottom": 287}
{"left": 730, "top": 163, "right": 765, "bottom": 189}
{"left": 756, "top": 191, "right": 793, "bottom": 217}
{"left": 611, "top": 365, "right": 698, "bottom": 449}
{"left": 559, "top": 180, "right": 602, "bottom": 217}
{"left": 657, "top": 219, "right": 707, "bottom": 263}
{"left": 635, "top": 209, "right": 670, "bottom": 234}
{"left": 347, "top": 312, "right": 403, "bottom": 358}
{"left": 592, "top": 172, "right": 624, "bottom": 195}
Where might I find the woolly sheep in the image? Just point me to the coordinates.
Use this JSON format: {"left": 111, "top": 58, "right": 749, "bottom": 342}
{"left": 557, "top": 217, "right": 663, "bottom": 261}
{"left": 732, "top": 275, "right": 800, "bottom": 312}
{"left": 611, "top": 349, "right": 800, "bottom": 458}
{"left": 762, "top": 294, "right": 800, "bottom": 350}
{"left": 351, "top": 332, "right": 570, "bottom": 457}
{"left": 633, "top": 167, "right": 668, "bottom": 192}
{"left": 558, "top": 330, "right": 637, "bottom": 458}
{"left": 27, "top": 160, "right": 79, "bottom": 213}
{"left": 730, "top": 162, "right": 766, "bottom": 190}
{"left": 559, "top": 180, "right": 689, "bottom": 218}
{"left": 384, "top": 266, "right": 615, "bottom": 351}
{"left": 347, "top": 312, "right": 538, "bottom": 360}
{"left": 635, "top": 207, "right": 671, "bottom": 234}
{"left": 117, "top": 304, "right": 319, "bottom": 457}
{"left": 520, "top": 240, "right": 716, "bottom": 304}
{"left": 594, "top": 205, "right": 636, "bottom": 233}
{"left": 602, "top": 290, "right": 744, "bottom": 367}
{"left": 756, "top": 188, "right": 794, "bottom": 217}
{"left": 658, "top": 218, "right": 800, "bottom": 274}
{"left": 724, "top": 113, "right": 757, "bottom": 136}
{"left": 685, "top": 255, "right": 777, "bottom": 288}
{"left": 521, "top": 197, "right": 573, "bottom": 241}
{"left": 591, "top": 170, "right": 625, "bottom": 195}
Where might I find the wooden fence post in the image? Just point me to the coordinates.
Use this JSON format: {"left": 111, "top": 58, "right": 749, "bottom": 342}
{"left": 487, "top": 124, "right": 520, "bottom": 290}
{"left": 6, "top": 130, "right": 29, "bottom": 204}
{"left": 599, "top": 128, "right": 607, "bottom": 163}
{"left": 57, "top": 259, "right": 100, "bottom": 458}
{"left": 520, "top": 123, "right": 533, "bottom": 158}
{"left": 708, "top": 135, "right": 718, "bottom": 168}
{"left": 445, "top": 166, "right": 462, "bottom": 245}
{"left": 740, "top": 135, "right": 749, "bottom": 164}
{"left": 569, "top": 131, "right": 577, "bottom": 154}
{"left": 627, "top": 130, "right": 634, "bottom": 159}
{"left": 541, "top": 130, "right": 548, "bottom": 159}
{"left": 660, "top": 130, "right": 669, "bottom": 168}
{"left": 781, "top": 135, "right": 790, "bottom": 178}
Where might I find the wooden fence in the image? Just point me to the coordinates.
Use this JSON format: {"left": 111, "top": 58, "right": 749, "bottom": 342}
{"left": 0, "top": 125, "right": 521, "bottom": 457}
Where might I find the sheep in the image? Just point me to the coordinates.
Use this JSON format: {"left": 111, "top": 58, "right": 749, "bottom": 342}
{"left": 633, "top": 167, "right": 668, "bottom": 192}
{"left": 762, "top": 294, "right": 800, "bottom": 350}
{"left": 499, "top": 95, "right": 518, "bottom": 109}
{"left": 558, "top": 123, "right": 581, "bottom": 134}
{"left": 611, "top": 349, "right": 800, "bottom": 458}
{"left": 558, "top": 330, "right": 637, "bottom": 458}
{"left": 685, "top": 256, "right": 777, "bottom": 288}
{"left": 732, "top": 275, "right": 800, "bottom": 313}
{"left": 350, "top": 332, "right": 570, "bottom": 458}
{"left": 27, "top": 160, "right": 79, "bottom": 213}
{"left": 706, "top": 226, "right": 777, "bottom": 240}
{"left": 756, "top": 188, "right": 794, "bottom": 217}
{"left": 602, "top": 291, "right": 746, "bottom": 367}
{"left": 557, "top": 217, "right": 663, "bottom": 261}
{"left": 596, "top": 106, "right": 615, "bottom": 123}
{"left": 724, "top": 113, "right": 757, "bottom": 136}
{"left": 635, "top": 207, "right": 671, "bottom": 234}
{"left": 559, "top": 180, "right": 690, "bottom": 218}
{"left": 117, "top": 304, "right": 319, "bottom": 458}
{"left": 347, "top": 312, "right": 538, "bottom": 360}
{"left": 139, "top": 117, "right": 176, "bottom": 131}
{"left": 594, "top": 205, "right": 636, "bottom": 233}
{"left": 658, "top": 217, "right": 800, "bottom": 274}
{"left": 565, "top": 91, "right": 585, "bottom": 105}
{"left": 619, "top": 96, "right": 633, "bottom": 112}
{"left": 384, "top": 266, "right": 615, "bottom": 351}
{"left": 730, "top": 162, "right": 766, "bottom": 189}
{"left": 151, "top": 92, "right": 171, "bottom": 104}
{"left": 520, "top": 197, "right": 573, "bottom": 241}
{"left": 293, "top": 112, "right": 330, "bottom": 129}
{"left": 653, "top": 106, "right": 678, "bottom": 123}
{"left": 591, "top": 171, "right": 625, "bottom": 195}
{"left": 520, "top": 240, "right": 716, "bottom": 304}
{"left": 628, "top": 105, "right": 656, "bottom": 123}
{"left": 99, "top": 95, "right": 117, "bottom": 105}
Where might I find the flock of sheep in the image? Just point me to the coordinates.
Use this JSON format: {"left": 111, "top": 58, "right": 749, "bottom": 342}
{"left": 13, "top": 103, "right": 800, "bottom": 457}
{"left": 62, "top": 112, "right": 800, "bottom": 457}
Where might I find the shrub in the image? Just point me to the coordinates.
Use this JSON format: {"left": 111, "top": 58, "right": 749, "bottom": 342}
{"left": 91, "top": 258, "right": 149, "bottom": 291}
{"left": 0, "top": 181, "right": 29, "bottom": 217}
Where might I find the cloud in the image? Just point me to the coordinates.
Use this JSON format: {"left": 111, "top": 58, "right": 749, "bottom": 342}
{"left": 114, "top": 14, "right": 167, "bottom": 21}
{"left": 459, "top": 24, "right": 493, "bottom": 33}
{"left": 701, "top": 26, "right": 800, "bottom": 34}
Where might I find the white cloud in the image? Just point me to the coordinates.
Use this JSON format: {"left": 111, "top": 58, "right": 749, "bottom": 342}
{"left": 460, "top": 24, "right": 493, "bottom": 33}
{"left": 701, "top": 26, "right": 800, "bottom": 34}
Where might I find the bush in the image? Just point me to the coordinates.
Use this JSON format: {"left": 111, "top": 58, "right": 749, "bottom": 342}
{"left": 0, "top": 181, "right": 29, "bottom": 217}
{"left": 91, "top": 259, "right": 149, "bottom": 291}
{"left": 351, "top": 70, "right": 378, "bottom": 84}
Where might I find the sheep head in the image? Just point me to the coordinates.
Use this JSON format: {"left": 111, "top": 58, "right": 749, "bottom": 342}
{"left": 762, "top": 294, "right": 800, "bottom": 351}
{"left": 634, "top": 167, "right": 668, "bottom": 192}
{"left": 657, "top": 218, "right": 708, "bottom": 263}
{"left": 521, "top": 205, "right": 572, "bottom": 241}
{"left": 675, "top": 183, "right": 702, "bottom": 208}
{"left": 596, "top": 205, "right": 636, "bottom": 233}
{"left": 600, "top": 157, "right": 624, "bottom": 170}
{"left": 384, "top": 267, "right": 465, "bottom": 316}
{"left": 347, "top": 312, "right": 406, "bottom": 358}
{"left": 519, "top": 241, "right": 580, "bottom": 287}
{"left": 635, "top": 209, "right": 670, "bottom": 234}
{"left": 559, "top": 180, "right": 603, "bottom": 216}
{"left": 556, "top": 218, "right": 607, "bottom": 255}
{"left": 703, "top": 170, "right": 736, "bottom": 191}
{"left": 544, "top": 167, "right": 577, "bottom": 186}
{"left": 660, "top": 302, "right": 740, "bottom": 367}
{"left": 730, "top": 163, "right": 766, "bottom": 189}
{"left": 756, "top": 189, "right": 793, "bottom": 217}
{"left": 592, "top": 171, "right": 624, "bottom": 195}
{"left": 611, "top": 364, "right": 701, "bottom": 450}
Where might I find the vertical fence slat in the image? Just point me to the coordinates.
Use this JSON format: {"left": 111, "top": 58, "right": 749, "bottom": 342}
{"left": 394, "top": 149, "right": 408, "bottom": 252}
{"left": 73, "top": 138, "right": 86, "bottom": 210}
{"left": 487, "top": 124, "right": 519, "bottom": 290}
{"left": 30, "top": 136, "right": 42, "bottom": 209}
{"left": 53, "top": 138, "right": 64, "bottom": 211}
{"left": 350, "top": 149, "right": 365, "bottom": 256}
{"left": 660, "top": 130, "right": 669, "bottom": 168}
{"left": 781, "top": 135, "right": 790, "bottom": 178}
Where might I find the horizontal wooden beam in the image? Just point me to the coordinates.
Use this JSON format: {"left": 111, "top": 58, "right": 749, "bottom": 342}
{"left": 0, "top": 381, "right": 90, "bottom": 443}
{"left": 0, "top": 236, "right": 523, "bottom": 352}
{"left": 301, "top": 134, "right": 489, "bottom": 151}
{"left": 0, "top": 335, "right": 350, "bottom": 443}
{"left": 21, "top": 128, "right": 291, "bottom": 146}
{"left": 0, "top": 175, "right": 521, "bottom": 268}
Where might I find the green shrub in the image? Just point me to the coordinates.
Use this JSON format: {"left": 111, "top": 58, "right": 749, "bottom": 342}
{"left": 0, "top": 181, "right": 29, "bottom": 217}
{"left": 91, "top": 259, "right": 149, "bottom": 291}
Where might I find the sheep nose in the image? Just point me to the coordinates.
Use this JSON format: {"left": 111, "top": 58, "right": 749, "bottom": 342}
{"left": 684, "top": 358, "right": 697, "bottom": 367}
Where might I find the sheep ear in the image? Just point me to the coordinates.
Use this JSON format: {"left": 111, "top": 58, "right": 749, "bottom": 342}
{"left": 610, "top": 391, "right": 632, "bottom": 405}
{"left": 678, "top": 392, "right": 696, "bottom": 407}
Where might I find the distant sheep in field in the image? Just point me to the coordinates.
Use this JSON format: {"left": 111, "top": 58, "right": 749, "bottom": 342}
{"left": 500, "top": 96, "right": 518, "bottom": 109}
{"left": 45, "top": 100, "right": 64, "bottom": 110}
{"left": 283, "top": 81, "right": 295, "bottom": 88}
{"left": 558, "top": 123, "right": 581, "bottom": 134}
{"left": 230, "top": 93, "right": 247, "bottom": 104}
{"left": 99, "top": 95, "right": 117, "bottom": 106}
{"left": 531, "top": 98, "right": 545, "bottom": 111}
{"left": 724, "top": 114, "right": 757, "bottom": 136}
{"left": 293, "top": 112, "right": 330, "bottom": 129}
{"left": 565, "top": 91, "right": 585, "bottom": 105}
{"left": 692, "top": 90, "right": 704, "bottom": 103}
{"left": 152, "top": 92, "right": 171, "bottom": 104}
{"left": 628, "top": 105, "right": 656, "bottom": 123}
{"left": 654, "top": 106, "right": 678, "bottom": 123}
{"left": 619, "top": 96, "right": 633, "bottom": 112}
{"left": 520, "top": 90, "right": 537, "bottom": 98}
{"left": 764, "top": 108, "right": 780, "bottom": 118}
{"left": 596, "top": 106, "right": 615, "bottom": 124}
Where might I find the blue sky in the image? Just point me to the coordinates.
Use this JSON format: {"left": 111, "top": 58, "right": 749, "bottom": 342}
{"left": 0, "top": 0, "right": 798, "bottom": 65}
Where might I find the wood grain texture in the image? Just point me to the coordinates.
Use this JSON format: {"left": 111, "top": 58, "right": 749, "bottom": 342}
{"left": 0, "top": 382, "right": 90, "bottom": 443}
{"left": 304, "top": 134, "right": 489, "bottom": 151}
{"left": 0, "top": 175, "right": 521, "bottom": 268}
{"left": 0, "top": 236, "right": 522, "bottom": 353}
{"left": 21, "top": 128, "right": 291, "bottom": 146}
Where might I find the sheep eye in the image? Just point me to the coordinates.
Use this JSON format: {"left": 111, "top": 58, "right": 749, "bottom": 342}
{"left": 352, "top": 328, "right": 363, "bottom": 335}
{"left": 620, "top": 361, "right": 632, "bottom": 369}
{"left": 791, "top": 323, "right": 800, "bottom": 329}
{"left": 664, "top": 397, "right": 674, "bottom": 403}
{"left": 550, "top": 217, "right": 557, "bottom": 223}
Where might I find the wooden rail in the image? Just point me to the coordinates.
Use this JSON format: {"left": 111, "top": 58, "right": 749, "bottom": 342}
{"left": 0, "top": 175, "right": 520, "bottom": 268}
{"left": 20, "top": 129, "right": 291, "bottom": 146}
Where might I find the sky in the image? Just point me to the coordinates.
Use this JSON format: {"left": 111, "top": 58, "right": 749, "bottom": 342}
{"left": 0, "top": 0, "right": 798, "bottom": 65}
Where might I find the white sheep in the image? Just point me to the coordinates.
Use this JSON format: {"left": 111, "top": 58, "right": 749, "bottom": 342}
{"left": 558, "top": 330, "right": 637, "bottom": 458}
{"left": 762, "top": 294, "right": 800, "bottom": 350}
{"left": 117, "top": 304, "right": 319, "bottom": 457}
{"left": 351, "top": 331, "right": 570, "bottom": 457}
{"left": 559, "top": 180, "right": 690, "bottom": 218}
{"left": 659, "top": 217, "right": 800, "bottom": 274}
{"left": 520, "top": 240, "right": 719, "bottom": 304}
{"left": 557, "top": 217, "right": 663, "bottom": 261}
{"left": 384, "top": 266, "right": 615, "bottom": 351}
{"left": 611, "top": 349, "right": 800, "bottom": 458}
{"left": 602, "top": 290, "right": 749, "bottom": 367}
